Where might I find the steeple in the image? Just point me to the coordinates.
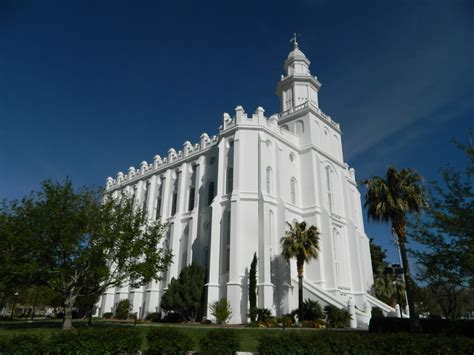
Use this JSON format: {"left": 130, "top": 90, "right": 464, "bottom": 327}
{"left": 276, "top": 35, "right": 321, "bottom": 113}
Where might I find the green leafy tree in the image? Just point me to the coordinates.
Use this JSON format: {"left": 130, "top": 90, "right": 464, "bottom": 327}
{"left": 161, "top": 263, "right": 206, "bottom": 322}
{"left": 410, "top": 140, "right": 474, "bottom": 319}
{"left": 0, "top": 179, "right": 172, "bottom": 329}
{"left": 248, "top": 253, "right": 257, "bottom": 322}
{"left": 362, "top": 167, "right": 426, "bottom": 332}
{"left": 280, "top": 221, "right": 320, "bottom": 322}
{"left": 210, "top": 298, "right": 232, "bottom": 324}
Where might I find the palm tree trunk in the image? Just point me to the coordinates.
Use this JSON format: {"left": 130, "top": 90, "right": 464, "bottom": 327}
{"left": 297, "top": 260, "right": 304, "bottom": 323}
{"left": 396, "top": 224, "right": 422, "bottom": 333}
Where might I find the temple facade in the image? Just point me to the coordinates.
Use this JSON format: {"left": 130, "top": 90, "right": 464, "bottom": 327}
{"left": 98, "top": 39, "right": 392, "bottom": 327}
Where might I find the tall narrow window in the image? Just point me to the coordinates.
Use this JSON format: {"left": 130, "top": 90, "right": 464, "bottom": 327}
{"left": 223, "top": 211, "right": 231, "bottom": 273}
{"left": 171, "top": 171, "right": 180, "bottom": 216}
{"left": 266, "top": 167, "right": 273, "bottom": 194}
{"left": 155, "top": 179, "right": 163, "bottom": 220}
{"left": 142, "top": 180, "right": 150, "bottom": 215}
{"left": 208, "top": 181, "right": 215, "bottom": 206}
{"left": 333, "top": 228, "right": 341, "bottom": 286}
{"left": 326, "top": 166, "right": 334, "bottom": 212}
{"left": 226, "top": 168, "right": 233, "bottom": 194}
{"left": 290, "top": 177, "right": 297, "bottom": 204}
{"left": 188, "top": 187, "right": 195, "bottom": 211}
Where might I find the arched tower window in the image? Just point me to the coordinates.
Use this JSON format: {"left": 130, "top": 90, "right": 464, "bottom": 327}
{"left": 266, "top": 167, "right": 273, "bottom": 194}
{"left": 155, "top": 178, "right": 163, "bottom": 220}
{"left": 295, "top": 120, "right": 304, "bottom": 134}
{"left": 208, "top": 181, "right": 215, "bottom": 206}
{"left": 290, "top": 177, "right": 297, "bottom": 204}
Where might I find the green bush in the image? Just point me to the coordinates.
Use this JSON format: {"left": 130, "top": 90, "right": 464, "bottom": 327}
{"left": 146, "top": 327, "right": 194, "bottom": 354}
{"left": 324, "top": 304, "right": 351, "bottom": 328}
{"left": 371, "top": 306, "right": 384, "bottom": 318}
{"left": 369, "top": 317, "right": 474, "bottom": 337}
{"left": 102, "top": 312, "right": 113, "bottom": 319}
{"left": 145, "top": 312, "right": 162, "bottom": 322}
{"left": 258, "top": 331, "right": 474, "bottom": 355}
{"left": 115, "top": 299, "right": 131, "bottom": 319}
{"left": 48, "top": 328, "right": 142, "bottom": 353}
{"left": 301, "top": 299, "right": 324, "bottom": 321}
{"left": 209, "top": 298, "right": 232, "bottom": 324}
{"left": 200, "top": 329, "right": 240, "bottom": 354}
{"left": 256, "top": 308, "right": 272, "bottom": 322}
{"left": 0, "top": 333, "right": 46, "bottom": 355}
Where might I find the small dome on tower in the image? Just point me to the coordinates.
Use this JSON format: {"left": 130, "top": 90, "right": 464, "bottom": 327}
{"left": 287, "top": 47, "right": 307, "bottom": 59}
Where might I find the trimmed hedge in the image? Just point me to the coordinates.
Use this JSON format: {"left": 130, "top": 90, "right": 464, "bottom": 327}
{"left": 0, "top": 333, "right": 46, "bottom": 355}
{"left": 0, "top": 328, "right": 142, "bottom": 354}
{"left": 146, "top": 326, "right": 194, "bottom": 354}
{"left": 257, "top": 331, "right": 474, "bottom": 355}
{"left": 199, "top": 329, "right": 240, "bottom": 354}
{"left": 369, "top": 318, "right": 474, "bottom": 338}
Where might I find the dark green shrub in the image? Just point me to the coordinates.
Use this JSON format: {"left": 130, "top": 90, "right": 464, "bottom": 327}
{"left": 199, "top": 329, "right": 240, "bottom": 354}
{"left": 115, "top": 299, "right": 131, "bottom": 319}
{"left": 102, "top": 312, "right": 113, "bottom": 319}
{"left": 258, "top": 332, "right": 474, "bottom": 355}
{"left": 256, "top": 308, "right": 272, "bottom": 322}
{"left": 301, "top": 299, "right": 324, "bottom": 321}
{"left": 146, "top": 327, "right": 194, "bottom": 354}
{"left": 48, "top": 327, "right": 142, "bottom": 353}
{"left": 209, "top": 298, "right": 232, "bottom": 324}
{"left": 162, "top": 311, "right": 184, "bottom": 323}
{"left": 0, "top": 333, "right": 46, "bottom": 355}
{"left": 371, "top": 306, "right": 384, "bottom": 318}
{"left": 145, "top": 312, "right": 162, "bottom": 322}
{"left": 324, "top": 305, "right": 351, "bottom": 328}
{"left": 369, "top": 318, "right": 474, "bottom": 337}
{"left": 160, "top": 263, "right": 206, "bottom": 322}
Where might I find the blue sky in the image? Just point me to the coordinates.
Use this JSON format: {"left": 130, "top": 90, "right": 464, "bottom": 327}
{"left": 1, "top": 0, "right": 473, "bottom": 266}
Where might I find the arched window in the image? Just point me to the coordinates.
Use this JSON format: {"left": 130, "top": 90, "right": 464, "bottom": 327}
{"left": 266, "top": 167, "right": 273, "bottom": 194}
{"left": 155, "top": 178, "right": 163, "bottom": 220}
{"left": 281, "top": 124, "right": 289, "bottom": 131}
{"left": 208, "top": 181, "right": 215, "bottom": 206}
{"left": 290, "top": 177, "right": 297, "bottom": 204}
{"left": 325, "top": 166, "right": 334, "bottom": 212}
{"left": 171, "top": 171, "right": 180, "bottom": 216}
{"left": 142, "top": 180, "right": 150, "bottom": 215}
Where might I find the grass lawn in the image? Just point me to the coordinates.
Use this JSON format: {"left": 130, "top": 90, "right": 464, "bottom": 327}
{"left": 0, "top": 319, "right": 321, "bottom": 352}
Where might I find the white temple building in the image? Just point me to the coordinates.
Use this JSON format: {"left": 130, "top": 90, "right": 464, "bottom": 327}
{"left": 98, "top": 38, "right": 393, "bottom": 327}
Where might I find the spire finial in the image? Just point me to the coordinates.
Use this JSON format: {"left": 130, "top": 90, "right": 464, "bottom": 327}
{"left": 290, "top": 33, "right": 299, "bottom": 49}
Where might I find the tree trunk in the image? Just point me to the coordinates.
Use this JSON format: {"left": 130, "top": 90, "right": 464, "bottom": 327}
{"left": 297, "top": 259, "right": 304, "bottom": 323}
{"left": 63, "top": 294, "right": 77, "bottom": 330}
{"left": 396, "top": 225, "right": 422, "bottom": 333}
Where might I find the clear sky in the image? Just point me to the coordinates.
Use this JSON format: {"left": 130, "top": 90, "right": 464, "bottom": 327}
{"left": 1, "top": 0, "right": 473, "bottom": 266}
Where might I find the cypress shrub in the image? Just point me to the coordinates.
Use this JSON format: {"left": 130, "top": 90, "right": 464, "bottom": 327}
{"left": 146, "top": 327, "right": 194, "bottom": 354}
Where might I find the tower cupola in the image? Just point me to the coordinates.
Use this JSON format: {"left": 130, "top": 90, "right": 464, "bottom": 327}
{"left": 277, "top": 35, "right": 321, "bottom": 113}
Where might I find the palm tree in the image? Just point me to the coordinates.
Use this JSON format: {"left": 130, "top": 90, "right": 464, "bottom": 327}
{"left": 362, "top": 166, "right": 426, "bottom": 332}
{"left": 280, "top": 221, "right": 320, "bottom": 322}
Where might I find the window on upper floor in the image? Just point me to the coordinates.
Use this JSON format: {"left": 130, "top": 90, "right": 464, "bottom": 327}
{"left": 188, "top": 187, "right": 195, "bottom": 211}
{"left": 266, "top": 167, "right": 273, "bottom": 194}
{"left": 325, "top": 166, "right": 334, "bottom": 212}
{"left": 208, "top": 181, "right": 215, "bottom": 206}
{"left": 290, "top": 177, "right": 297, "bottom": 204}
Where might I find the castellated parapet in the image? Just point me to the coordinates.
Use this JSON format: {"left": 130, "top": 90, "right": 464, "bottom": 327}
{"left": 105, "top": 101, "right": 351, "bottom": 191}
